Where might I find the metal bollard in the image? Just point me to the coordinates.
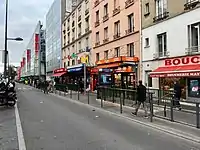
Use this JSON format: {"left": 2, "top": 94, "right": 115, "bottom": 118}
{"left": 123, "top": 90, "right": 125, "bottom": 106}
{"left": 70, "top": 90, "right": 72, "bottom": 98}
{"left": 196, "top": 103, "right": 199, "bottom": 128}
{"left": 78, "top": 88, "right": 80, "bottom": 100}
{"left": 120, "top": 91, "right": 122, "bottom": 114}
{"left": 150, "top": 93, "right": 153, "bottom": 122}
{"left": 170, "top": 99, "right": 174, "bottom": 122}
{"left": 101, "top": 89, "right": 103, "bottom": 108}
{"left": 87, "top": 90, "right": 90, "bottom": 104}
{"left": 112, "top": 88, "right": 115, "bottom": 103}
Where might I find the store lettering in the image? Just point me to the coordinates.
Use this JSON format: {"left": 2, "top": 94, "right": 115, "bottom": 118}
{"left": 165, "top": 56, "right": 200, "bottom": 66}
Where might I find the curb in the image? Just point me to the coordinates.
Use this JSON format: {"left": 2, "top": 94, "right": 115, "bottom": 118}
{"left": 50, "top": 93, "right": 200, "bottom": 144}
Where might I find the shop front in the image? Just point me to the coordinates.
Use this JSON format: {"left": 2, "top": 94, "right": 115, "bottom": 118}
{"left": 66, "top": 64, "right": 91, "bottom": 87}
{"left": 91, "top": 56, "right": 139, "bottom": 90}
{"left": 53, "top": 68, "right": 67, "bottom": 84}
{"left": 150, "top": 55, "right": 200, "bottom": 100}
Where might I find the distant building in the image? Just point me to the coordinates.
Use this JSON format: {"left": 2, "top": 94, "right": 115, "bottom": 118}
{"left": 46, "top": 0, "right": 73, "bottom": 76}
{"left": 20, "top": 21, "right": 46, "bottom": 81}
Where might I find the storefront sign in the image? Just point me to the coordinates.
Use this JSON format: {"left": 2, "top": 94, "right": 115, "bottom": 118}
{"left": 151, "top": 72, "right": 200, "bottom": 78}
{"left": 96, "top": 56, "right": 139, "bottom": 65}
{"left": 165, "top": 56, "right": 200, "bottom": 66}
{"left": 68, "top": 67, "right": 82, "bottom": 72}
{"left": 54, "top": 68, "right": 66, "bottom": 74}
{"left": 115, "top": 66, "right": 133, "bottom": 73}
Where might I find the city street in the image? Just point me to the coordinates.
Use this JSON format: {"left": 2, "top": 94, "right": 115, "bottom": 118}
{"left": 12, "top": 84, "right": 200, "bottom": 150}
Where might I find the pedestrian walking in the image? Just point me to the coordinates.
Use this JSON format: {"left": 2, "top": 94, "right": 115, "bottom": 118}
{"left": 132, "top": 80, "right": 148, "bottom": 118}
{"left": 173, "top": 81, "right": 182, "bottom": 110}
{"left": 44, "top": 80, "right": 49, "bottom": 94}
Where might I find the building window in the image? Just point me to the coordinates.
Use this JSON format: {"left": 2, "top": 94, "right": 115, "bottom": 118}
{"left": 104, "top": 3, "right": 108, "bottom": 16}
{"left": 64, "top": 62, "right": 66, "bottom": 68}
{"left": 114, "top": 21, "right": 120, "bottom": 35}
{"left": 114, "top": 47, "right": 120, "bottom": 57}
{"left": 96, "top": 53, "right": 99, "bottom": 61}
{"left": 114, "top": 0, "right": 119, "bottom": 8}
{"left": 72, "top": 60, "right": 75, "bottom": 65}
{"left": 127, "top": 43, "right": 134, "bottom": 57}
{"left": 145, "top": 71, "right": 152, "bottom": 87}
{"left": 68, "top": 61, "right": 70, "bottom": 66}
{"left": 78, "top": 5, "right": 81, "bottom": 16}
{"left": 104, "top": 50, "right": 108, "bottom": 59}
{"left": 85, "top": 18, "right": 89, "bottom": 29}
{"left": 72, "top": 29, "right": 75, "bottom": 39}
{"left": 157, "top": 32, "right": 167, "bottom": 57}
{"left": 96, "top": 32, "right": 100, "bottom": 43}
{"left": 145, "top": 38, "right": 150, "bottom": 47}
{"left": 188, "top": 22, "right": 200, "bottom": 52}
{"left": 145, "top": 3, "right": 150, "bottom": 14}
{"left": 128, "top": 13, "right": 134, "bottom": 32}
{"left": 155, "top": 0, "right": 167, "bottom": 16}
{"left": 104, "top": 27, "right": 108, "bottom": 39}
{"left": 85, "top": 0, "right": 89, "bottom": 9}
{"left": 96, "top": 10, "right": 99, "bottom": 22}
{"left": 78, "top": 41, "right": 81, "bottom": 51}
{"left": 78, "top": 23, "right": 81, "bottom": 35}
{"left": 86, "top": 37, "right": 89, "bottom": 47}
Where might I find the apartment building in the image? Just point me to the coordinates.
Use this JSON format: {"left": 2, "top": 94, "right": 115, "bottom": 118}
{"left": 90, "top": 0, "right": 140, "bottom": 88}
{"left": 141, "top": 0, "right": 200, "bottom": 99}
{"left": 60, "top": 0, "right": 92, "bottom": 81}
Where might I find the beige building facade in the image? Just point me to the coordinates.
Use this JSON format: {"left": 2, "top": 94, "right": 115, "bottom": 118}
{"left": 62, "top": 0, "right": 92, "bottom": 68}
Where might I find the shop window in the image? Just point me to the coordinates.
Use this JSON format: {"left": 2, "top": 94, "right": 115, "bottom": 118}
{"left": 145, "top": 71, "right": 152, "bottom": 87}
{"left": 127, "top": 43, "right": 134, "bottom": 57}
{"left": 188, "top": 78, "right": 200, "bottom": 98}
{"left": 114, "top": 47, "right": 120, "bottom": 57}
{"left": 104, "top": 50, "right": 108, "bottom": 59}
{"left": 157, "top": 32, "right": 167, "bottom": 57}
{"left": 96, "top": 53, "right": 99, "bottom": 61}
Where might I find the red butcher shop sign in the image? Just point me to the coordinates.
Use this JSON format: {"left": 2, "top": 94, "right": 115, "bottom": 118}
{"left": 165, "top": 56, "right": 200, "bottom": 66}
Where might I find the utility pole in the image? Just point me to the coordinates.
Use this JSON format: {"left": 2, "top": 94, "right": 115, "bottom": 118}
{"left": 4, "top": 0, "right": 8, "bottom": 79}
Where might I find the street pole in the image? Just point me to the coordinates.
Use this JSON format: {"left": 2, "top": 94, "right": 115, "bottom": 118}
{"left": 4, "top": 0, "right": 8, "bottom": 79}
{"left": 84, "top": 63, "right": 86, "bottom": 94}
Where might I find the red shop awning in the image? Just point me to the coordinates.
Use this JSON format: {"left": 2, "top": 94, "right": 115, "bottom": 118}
{"left": 53, "top": 72, "right": 66, "bottom": 77}
{"left": 150, "top": 64, "right": 200, "bottom": 78}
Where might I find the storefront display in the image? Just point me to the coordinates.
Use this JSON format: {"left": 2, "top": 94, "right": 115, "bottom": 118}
{"left": 150, "top": 55, "right": 200, "bottom": 99}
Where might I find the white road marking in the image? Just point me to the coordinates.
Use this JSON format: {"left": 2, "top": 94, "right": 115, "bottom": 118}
{"left": 15, "top": 104, "right": 26, "bottom": 150}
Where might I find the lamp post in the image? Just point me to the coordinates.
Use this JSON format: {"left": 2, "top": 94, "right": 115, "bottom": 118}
{"left": 4, "top": 0, "right": 23, "bottom": 79}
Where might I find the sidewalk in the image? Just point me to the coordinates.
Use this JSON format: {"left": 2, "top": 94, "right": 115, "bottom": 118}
{"left": 0, "top": 107, "right": 18, "bottom": 149}
{"left": 51, "top": 90, "right": 200, "bottom": 143}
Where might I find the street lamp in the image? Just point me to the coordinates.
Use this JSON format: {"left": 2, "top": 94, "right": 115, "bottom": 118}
{"left": 4, "top": 0, "right": 23, "bottom": 79}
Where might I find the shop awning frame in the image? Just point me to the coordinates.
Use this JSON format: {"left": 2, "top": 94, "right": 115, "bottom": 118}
{"left": 53, "top": 72, "right": 66, "bottom": 77}
{"left": 150, "top": 64, "right": 200, "bottom": 78}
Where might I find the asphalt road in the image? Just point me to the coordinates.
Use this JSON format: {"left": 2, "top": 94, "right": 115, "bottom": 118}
{"left": 17, "top": 84, "right": 200, "bottom": 150}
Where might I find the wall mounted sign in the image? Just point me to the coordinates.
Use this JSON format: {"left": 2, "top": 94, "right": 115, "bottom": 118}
{"left": 165, "top": 56, "right": 200, "bottom": 66}
{"left": 53, "top": 68, "right": 66, "bottom": 74}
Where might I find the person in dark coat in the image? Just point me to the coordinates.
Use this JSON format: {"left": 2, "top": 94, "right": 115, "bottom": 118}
{"left": 43, "top": 80, "right": 49, "bottom": 94}
{"left": 132, "top": 80, "right": 148, "bottom": 117}
{"left": 174, "top": 81, "right": 182, "bottom": 110}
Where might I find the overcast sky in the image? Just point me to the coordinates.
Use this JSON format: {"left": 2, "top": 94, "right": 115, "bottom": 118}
{"left": 0, "top": 0, "right": 54, "bottom": 64}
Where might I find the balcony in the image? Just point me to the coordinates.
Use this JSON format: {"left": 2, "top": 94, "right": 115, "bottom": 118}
{"left": 95, "top": 20, "right": 100, "bottom": 27}
{"left": 95, "top": 41, "right": 100, "bottom": 47}
{"left": 125, "top": 0, "right": 134, "bottom": 8}
{"left": 94, "top": 0, "right": 100, "bottom": 7}
{"left": 85, "top": 8, "right": 89, "bottom": 16}
{"left": 78, "top": 32, "right": 82, "bottom": 37}
{"left": 185, "top": 46, "right": 200, "bottom": 55}
{"left": 78, "top": 16, "right": 81, "bottom": 22}
{"left": 103, "top": 38, "right": 109, "bottom": 43}
{"left": 113, "top": 33, "right": 120, "bottom": 40}
{"left": 72, "top": 37, "right": 75, "bottom": 42}
{"left": 103, "top": 14, "right": 109, "bottom": 22}
{"left": 184, "top": 0, "right": 200, "bottom": 10}
{"left": 125, "top": 27, "right": 135, "bottom": 35}
{"left": 113, "top": 6, "right": 120, "bottom": 16}
{"left": 85, "top": 27, "right": 89, "bottom": 33}
{"left": 153, "top": 11, "right": 169, "bottom": 22}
